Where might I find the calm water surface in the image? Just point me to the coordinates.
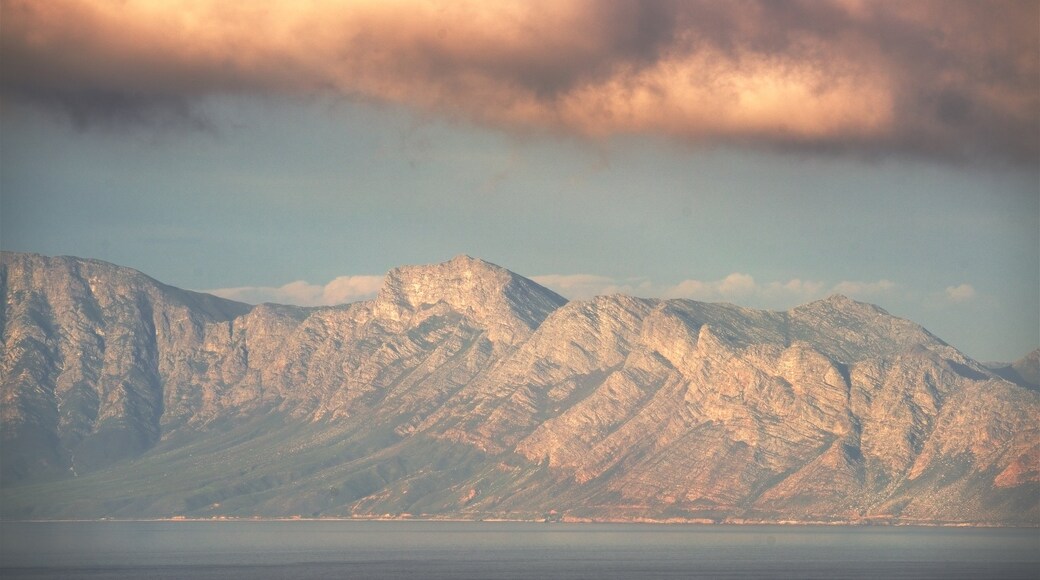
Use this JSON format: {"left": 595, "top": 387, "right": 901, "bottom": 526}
{"left": 1, "top": 520, "right": 1037, "bottom": 579}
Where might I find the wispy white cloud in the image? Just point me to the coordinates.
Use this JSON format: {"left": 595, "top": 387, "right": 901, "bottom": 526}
{"left": 665, "top": 272, "right": 758, "bottom": 301}
{"left": 206, "top": 269, "right": 977, "bottom": 312}
{"left": 943, "top": 283, "right": 977, "bottom": 304}
{"left": 207, "top": 275, "right": 384, "bottom": 306}
{"left": 760, "top": 279, "right": 828, "bottom": 302}
{"left": 532, "top": 274, "right": 653, "bottom": 300}
{"left": 831, "top": 279, "right": 898, "bottom": 298}
{"left": 536, "top": 271, "right": 903, "bottom": 309}
{"left": 663, "top": 274, "right": 895, "bottom": 307}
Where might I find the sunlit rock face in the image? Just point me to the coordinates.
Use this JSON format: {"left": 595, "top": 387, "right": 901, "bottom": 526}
{"left": 2, "top": 251, "right": 1036, "bottom": 525}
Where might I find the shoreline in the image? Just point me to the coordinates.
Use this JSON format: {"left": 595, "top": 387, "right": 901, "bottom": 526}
{"left": 3, "top": 516, "right": 1035, "bottom": 528}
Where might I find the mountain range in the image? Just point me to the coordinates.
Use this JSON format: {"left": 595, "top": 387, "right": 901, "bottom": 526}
{"left": 1, "top": 252, "right": 1037, "bottom": 524}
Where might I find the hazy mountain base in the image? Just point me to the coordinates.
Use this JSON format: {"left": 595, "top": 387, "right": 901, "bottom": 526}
{"left": 1, "top": 252, "right": 1038, "bottom": 524}
{"left": 5, "top": 411, "right": 1034, "bottom": 525}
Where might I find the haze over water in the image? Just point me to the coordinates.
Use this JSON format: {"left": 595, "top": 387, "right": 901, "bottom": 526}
{"left": 2, "top": 521, "right": 1037, "bottom": 579}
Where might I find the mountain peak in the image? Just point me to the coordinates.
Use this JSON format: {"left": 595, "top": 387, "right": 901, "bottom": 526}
{"left": 1, "top": 251, "right": 250, "bottom": 321}
{"left": 822, "top": 293, "right": 852, "bottom": 304}
{"left": 792, "top": 293, "right": 898, "bottom": 321}
{"left": 787, "top": 293, "right": 941, "bottom": 362}
{"left": 811, "top": 293, "right": 879, "bottom": 311}
{"left": 375, "top": 255, "right": 566, "bottom": 341}
{"left": 446, "top": 253, "right": 484, "bottom": 265}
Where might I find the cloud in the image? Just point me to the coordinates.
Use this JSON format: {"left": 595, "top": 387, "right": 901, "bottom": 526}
{"left": 663, "top": 273, "right": 859, "bottom": 306}
{"left": 831, "top": 279, "right": 898, "bottom": 297}
{"left": 944, "top": 283, "right": 977, "bottom": 304}
{"left": 208, "top": 269, "right": 972, "bottom": 312}
{"left": 532, "top": 274, "right": 654, "bottom": 300}
{"left": 2, "top": 0, "right": 1035, "bottom": 162}
{"left": 206, "top": 275, "right": 383, "bottom": 306}
{"left": 665, "top": 273, "right": 757, "bottom": 301}
{"left": 538, "top": 270, "right": 899, "bottom": 309}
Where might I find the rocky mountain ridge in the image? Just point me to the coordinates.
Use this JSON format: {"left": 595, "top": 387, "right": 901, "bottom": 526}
{"left": 1, "top": 252, "right": 1037, "bottom": 524}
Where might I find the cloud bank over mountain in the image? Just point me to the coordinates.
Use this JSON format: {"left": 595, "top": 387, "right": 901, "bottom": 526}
{"left": 207, "top": 275, "right": 384, "bottom": 307}
{"left": 3, "top": 0, "right": 1036, "bottom": 162}
{"left": 536, "top": 271, "right": 912, "bottom": 309}
{"left": 207, "top": 268, "right": 976, "bottom": 312}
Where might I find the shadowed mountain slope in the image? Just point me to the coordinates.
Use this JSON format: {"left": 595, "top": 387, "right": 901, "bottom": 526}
{"left": 987, "top": 349, "right": 1040, "bottom": 391}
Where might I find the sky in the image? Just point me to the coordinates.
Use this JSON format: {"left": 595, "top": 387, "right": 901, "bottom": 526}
{"left": 1, "top": 0, "right": 1038, "bottom": 362}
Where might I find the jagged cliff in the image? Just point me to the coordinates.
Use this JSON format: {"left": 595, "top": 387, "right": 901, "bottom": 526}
{"left": 1, "top": 252, "right": 1037, "bottom": 524}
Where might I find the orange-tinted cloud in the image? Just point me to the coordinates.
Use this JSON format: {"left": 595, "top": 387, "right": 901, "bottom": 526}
{"left": 2, "top": 0, "right": 1036, "bottom": 162}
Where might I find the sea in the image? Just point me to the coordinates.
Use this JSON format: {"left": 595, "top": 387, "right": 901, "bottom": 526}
{"left": 1, "top": 520, "right": 1037, "bottom": 579}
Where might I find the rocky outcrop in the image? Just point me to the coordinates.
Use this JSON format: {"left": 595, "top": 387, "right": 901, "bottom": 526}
{"left": 1, "top": 251, "right": 1036, "bottom": 525}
